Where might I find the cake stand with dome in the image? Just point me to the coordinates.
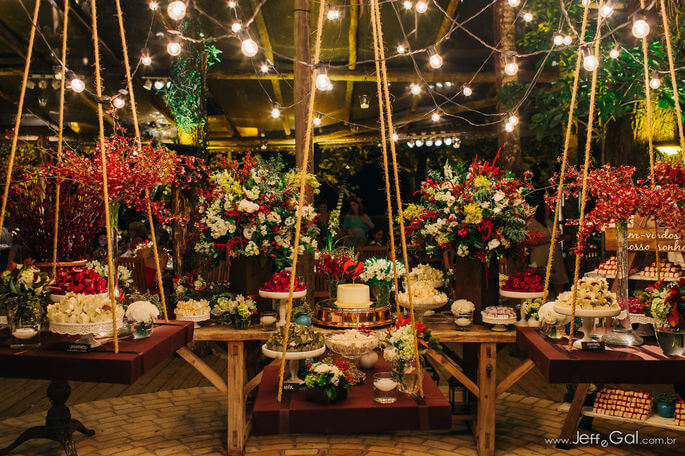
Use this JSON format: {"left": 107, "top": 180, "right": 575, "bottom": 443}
{"left": 313, "top": 283, "right": 392, "bottom": 329}
{"left": 261, "top": 344, "right": 325, "bottom": 385}
{"left": 325, "top": 331, "right": 379, "bottom": 381}
{"left": 259, "top": 289, "right": 307, "bottom": 326}
{"left": 554, "top": 303, "right": 621, "bottom": 349}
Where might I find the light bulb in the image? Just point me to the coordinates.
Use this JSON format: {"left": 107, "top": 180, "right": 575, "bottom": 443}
{"left": 431, "top": 111, "right": 440, "bottom": 122}
{"left": 599, "top": 2, "right": 614, "bottom": 18}
{"left": 154, "top": 79, "right": 165, "bottom": 90}
{"left": 407, "top": 141, "right": 414, "bottom": 148}
{"left": 609, "top": 47, "right": 620, "bottom": 59}
{"left": 632, "top": 19, "right": 650, "bottom": 39}
{"left": 435, "top": 138, "right": 443, "bottom": 147}
{"left": 508, "top": 114, "right": 519, "bottom": 126}
{"left": 397, "top": 44, "right": 406, "bottom": 54}
{"left": 415, "top": 139, "right": 423, "bottom": 147}
{"left": 360, "top": 95, "right": 369, "bottom": 109}
{"left": 425, "top": 138, "right": 434, "bottom": 147}
{"left": 436, "top": 82, "right": 443, "bottom": 89}
{"left": 70, "top": 77, "right": 85, "bottom": 93}
{"left": 522, "top": 12, "right": 533, "bottom": 23}
{"left": 392, "top": 133, "right": 398, "bottom": 142}
{"left": 581, "top": 0, "right": 589, "bottom": 5}
{"left": 260, "top": 62, "right": 269, "bottom": 73}
{"left": 271, "top": 103, "right": 281, "bottom": 118}
{"left": 403, "top": 1, "right": 413, "bottom": 10}
{"left": 228, "top": 0, "right": 236, "bottom": 7}
{"left": 112, "top": 96, "right": 126, "bottom": 109}
{"left": 167, "top": 1, "right": 186, "bottom": 21}
{"left": 410, "top": 83, "right": 421, "bottom": 96}
{"left": 444, "top": 137, "right": 452, "bottom": 146}
{"left": 149, "top": 1, "right": 159, "bottom": 10}
{"left": 38, "top": 96, "right": 47, "bottom": 107}
{"left": 241, "top": 38, "right": 258, "bottom": 57}
{"left": 313, "top": 114, "right": 322, "bottom": 126}
{"left": 505, "top": 122, "right": 515, "bottom": 132}
{"left": 444, "top": 81, "right": 453, "bottom": 88}
{"left": 231, "top": 21, "right": 242, "bottom": 33}
{"left": 583, "top": 54, "right": 598, "bottom": 72}
{"left": 143, "top": 79, "right": 152, "bottom": 90}
{"left": 553, "top": 33, "right": 564, "bottom": 46}
{"left": 463, "top": 85, "right": 472, "bottom": 96}
{"left": 260, "top": 143, "right": 267, "bottom": 150}
{"left": 428, "top": 50, "right": 443, "bottom": 69}
{"left": 315, "top": 68, "right": 332, "bottom": 91}
{"left": 167, "top": 41, "right": 182, "bottom": 56}
{"left": 650, "top": 72, "right": 661, "bottom": 90}
{"left": 141, "top": 52, "right": 152, "bottom": 66}
{"left": 507, "top": 0, "right": 520, "bottom": 7}
{"left": 504, "top": 61, "right": 518, "bottom": 76}
{"left": 563, "top": 34, "right": 573, "bottom": 45}
{"left": 415, "top": 1, "right": 427, "bottom": 13}
{"left": 327, "top": 7, "right": 340, "bottom": 20}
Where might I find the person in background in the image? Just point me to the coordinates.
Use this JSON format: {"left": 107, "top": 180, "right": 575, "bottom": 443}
{"left": 89, "top": 230, "right": 108, "bottom": 262}
{"left": 121, "top": 222, "right": 148, "bottom": 257}
{"left": 342, "top": 198, "right": 374, "bottom": 247}
{"left": 528, "top": 200, "right": 568, "bottom": 296}
{"left": 137, "top": 229, "right": 170, "bottom": 294}
{"left": 367, "top": 228, "right": 386, "bottom": 247}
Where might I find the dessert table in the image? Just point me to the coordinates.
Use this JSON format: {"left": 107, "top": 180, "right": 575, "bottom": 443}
{"left": 0, "top": 320, "right": 194, "bottom": 456}
{"left": 186, "top": 323, "right": 533, "bottom": 456}
{"left": 516, "top": 327, "right": 685, "bottom": 447}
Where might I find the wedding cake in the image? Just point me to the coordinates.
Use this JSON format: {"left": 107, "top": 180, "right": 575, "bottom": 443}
{"left": 335, "top": 284, "right": 372, "bottom": 308}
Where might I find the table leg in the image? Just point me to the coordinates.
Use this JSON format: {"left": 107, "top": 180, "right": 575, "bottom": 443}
{"left": 0, "top": 380, "right": 95, "bottom": 456}
{"left": 227, "top": 342, "right": 246, "bottom": 455}
{"left": 475, "top": 343, "right": 496, "bottom": 456}
{"left": 556, "top": 383, "right": 590, "bottom": 449}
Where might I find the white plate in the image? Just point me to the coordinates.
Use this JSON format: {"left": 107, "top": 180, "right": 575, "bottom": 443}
{"left": 553, "top": 303, "right": 621, "bottom": 318}
{"left": 258, "top": 290, "right": 307, "bottom": 300}
{"left": 49, "top": 317, "right": 124, "bottom": 336}
{"left": 481, "top": 315, "right": 517, "bottom": 325}
{"left": 261, "top": 344, "right": 326, "bottom": 360}
{"left": 499, "top": 289, "right": 545, "bottom": 299}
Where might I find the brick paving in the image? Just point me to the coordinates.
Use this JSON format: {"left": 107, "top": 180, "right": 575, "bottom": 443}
{"left": 0, "top": 386, "right": 681, "bottom": 456}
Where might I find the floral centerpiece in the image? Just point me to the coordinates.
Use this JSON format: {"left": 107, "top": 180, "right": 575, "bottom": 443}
{"left": 642, "top": 279, "right": 685, "bottom": 355}
{"left": 211, "top": 294, "right": 257, "bottom": 329}
{"left": 537, "top": 302, "right": 572, "bottom": 339}
{"left": 502, "top": 270, "right": 544, "bottom": 293}
{"left": 404, "top": 158, "right": 534, "bottom": 263}
{"left": 521, "top": 298, "right": 542, "bottom": 325}
{"left": 260, "top": 271, "right": 306, "bottom": 293}
{"left": 125, "top": 300, "right": 159, "bottom": 339}
{"left": 173, "top": 271, "right": 207, "bottom": 301}
{"left": 303, "top": 360, "right": 353, "bottom": 404}
{"left": 195, "top": 153, "right": 320, "bottom": 270}
{"left": 315, "top": 247, "right": 358, "bottom": 298}
{"left": 359, "top": 257, "right": 406, "bottom": 307}
{"left": 451, "top": 299, "right": 475, "bottom": 330}
{"left": 85, "top": 260, "right": 133, "bottom": 294}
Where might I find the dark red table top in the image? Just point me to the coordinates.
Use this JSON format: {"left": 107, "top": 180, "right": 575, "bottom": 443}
{"left": 517, "top": 327, "right": 685, "bottom": 384}
{"left": 0, "top": 320, "right": 193, "bottom": 384}
{"left": 253, "top": 361, "right": 451, "bottom": 435}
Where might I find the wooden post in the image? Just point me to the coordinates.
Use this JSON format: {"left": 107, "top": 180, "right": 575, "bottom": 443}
{"left": 476, "top": 343, "right": 496, "bottom": 456}
{"left": 226, "top": 342, "right": 246, "bottom": 455}
{"left": 557, "top": 383, "right": 590, "bottom": 448}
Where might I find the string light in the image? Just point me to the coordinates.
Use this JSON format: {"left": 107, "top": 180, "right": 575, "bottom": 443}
{"left": 410, "top": 83, "right": 421, "bottom": 96}
{"left": 143, "top": 79, "right": 153, "bottom": 90}
{"left": 241, "top": 37, "right": 259, "bottom": 57}
{"left": 563, "top": 34, "right": 573, "bottom": 45}
{"left": 392, "top": 133, "right": 399, "bottom": 142}
{"left": 508, "top": 0, "right": 521, "bottom": 7}
{"left": 315, "top": 66, "right": 332, "bottom": 91}
{"left": 553, "top": 33, "right": 564, "bottom": 46}
{"left": 228, "top": 0, "right": 237, "bottom": 7}
{"left": 415, "top": 139, "right": 424, "bottom": 147}
{"left": 508, "top": 114, "right": 519, "bottom": 126}
{"left": 504, "top": 55, "right": 518, "bottom": 76}
{"left": 148, "top": 1, "right": 159, "bottom": 10}
{"left": 260, "top": 62, "right": 270, "bottom": 73}
{"left": 599, "top": 0, "right": 614, "bottom": 18}
{"left": 462, "top": 85, "right": 472, "bottom": 96}
{"left": 431, "top": 111, "right": 441, "bottom": 122}
{"left": 167, "top": 40, "right": 182, "bottom": 56}
{"left": 360, "top": 94, "right": 370, "bottom": 109}
{"left": 632, "top": 11, "right": 650, "bottom": 38}
{"left": 581, "top": 0, "right": 589, "bottom": 5}
{"left": 403, "top": 1, "right": 413, "bottom": 10}
{"left": 444, "top": 137, "right": 452, "bottom": 146}
{"left": 407, "top": 141, "right": 415, "bottom": 148}
{"left": 434, "top": 138, "right": 442, "bottom": 147}
{"left": 522, "top": 12, "right": 533, "bottom": 23}
{"left": 415, "top": 1, "right": 428, "bottom": 13}
{"left": 141, "top": 49, "right": 152, "bottom": 66}
{"left": 505, "top": 122, "right": 515, "bottom": 132}
{"left": 154, "top": 79, "right": 165, "bottom": 90}
{"left": 167, "top": 1, "right": 186, "bottom": 21}
{"left": 69, "top": 75, "right": 85, "bottom": 93}
{"left": 327, "top": 7, "right": 340, "bottom": 20}
{"left": 231, "top": 21, "right": 242, "bottom": 33}
{"left": 112, "top": 95, "right": 126, "bottom": 109}
{"left": 396, "top": 43, "right": 407, "bottom": 54}
{"left": 582, "top": 48, "right": 598, "bottom": 72}
{"left": 649, "top": 70, "right": 661, "bottom": 89}
{"left": 313, "top": 113, "right": 322, "bottom": 126}
{"left": 609, "top": 45, "right": 620, "bottom": 59}
{"left": 271, "top": 103, "right": 281, "bottom": 119}
{"left": 428, "top": 47, "right": 443, "bottom": 69}
{"left": 444, "top": 81, "right": 453, "bottom": 88}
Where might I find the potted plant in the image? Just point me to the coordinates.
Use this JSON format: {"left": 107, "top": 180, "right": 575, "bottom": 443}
{"left": 359, "top": 257, "right": 406, "bottom": 307}
{"left": 303, "top": 360, "right": 353, "bottom": 404}
{"left": 643, "top": 279, "right": 685, "bottom": 356}
{"left": 655, "top": 393, "right": 679, "bottom": 418}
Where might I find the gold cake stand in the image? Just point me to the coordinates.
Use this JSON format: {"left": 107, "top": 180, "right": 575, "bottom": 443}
{"left": 312, "top": 299, "right": 393, "bottom": 329}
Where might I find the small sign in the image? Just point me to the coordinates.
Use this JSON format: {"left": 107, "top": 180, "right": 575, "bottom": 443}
{"left": 66, "top": 343, "right": 91, "bottom": 353}
{"left": 605, "top": 227, "right": 685, "bottom": 253}
{"left": 581, "top": 340, "right": 605, "bottom": 351}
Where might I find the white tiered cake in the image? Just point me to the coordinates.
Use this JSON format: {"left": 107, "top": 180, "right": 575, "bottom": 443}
{"left": 335, "top": 284, "right": 373, "bottom": 308}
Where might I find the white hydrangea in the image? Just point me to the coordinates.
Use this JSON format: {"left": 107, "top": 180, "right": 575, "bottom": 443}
{"left": 238, "top": 199, "right": 260, "bottom": 213}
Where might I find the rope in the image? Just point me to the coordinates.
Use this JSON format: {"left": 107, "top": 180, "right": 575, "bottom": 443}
{"left": 541, "top": 3, "right": 591, "bottom": 305}
{"left": 568, "top": 3, "right": 604, "bottom": 350}
{"left": 89, "top": 0, "right": 119, "bottom": 353}
{"left": 0, "top": 0, "right": 41, "bottom": 238}
{"left": 114, "top": 0, "right": 169, "bottom": 322}
{"left": 52, "top": 0, "right": 69, "bottom": 279}
{"left": 369, "top": 0, "right": 400, "bottom": 315}
{"left": 371, "top": 0, "right": 423, "bottom": 397}
{"left": 277, "top": 0, "right": 326, "bottom": 402}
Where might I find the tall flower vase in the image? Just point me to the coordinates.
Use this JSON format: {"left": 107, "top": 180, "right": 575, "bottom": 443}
{"left": 603, "top": 219, "right": 643, "bottom": 346}
{"left": 326, "top": 278, "right": 340, "bottom": 300}
{"left": 371, "top": 282, "right": 390, "bottom": 307}
{"left": 392, "top": 358, "right": 420, "bottom": 395}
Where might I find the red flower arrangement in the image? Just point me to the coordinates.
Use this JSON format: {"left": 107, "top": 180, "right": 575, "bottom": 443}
{"left": 260, "top": 271, "right": 306, "bottom": 293}
{"left": 502, "top": 270, "right": 544, "bottom": 292}
{"left": 315, "top": 248, "right": 358, "bottom": 281}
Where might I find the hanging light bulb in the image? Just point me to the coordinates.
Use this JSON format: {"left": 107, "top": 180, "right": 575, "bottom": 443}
{"left": 327, "top": 6, "right": 340, "bottom": 20}
{"left": 167, "top": 40, "right": 182, "bottom": 56}
{"left": 69, "top": 74, "right": 85, "bottom": 93}
{"left": 141, "top": 49, "right": 152, "bottom": 66}
{"left": 507, "top": 0, "right": 520, "bottom": 7}
{"left": 505, "top": 121, "right": 515, "bottom": 132}
{"left": 392, "top": 133, "right": 399, "bottom": 142}
{"left": 167, "top": 1, "right": 186, "bottom": 21}
{"left": 599, "top": 0, "right": 614, "bottom": 18}
{"left": 396, "top": 43, "right": 407, "bottom": 54}
{"left": 609, "top": 45, "right": 620, "bottom": 59}
{"left": 149, "top": 1, "right": 159, "bottom": 10}
{"left": 228, "top": 0, "right": 237, "bottom": 7}
{"left": 407, "top": 141, "right": 415, "bottom": 148}
{"left": 427, "top": 47, "right": 443, "bottom": 69}
{"left": 231, "top": 21, "right": 242, "bottom": 33}
{"left": 582, "top": 47, "right": 598, "bottom": 72}
{"left": 522, "top": 12, "right": 533, "bottom": 23}
{"left": 271, "top": 103, "right": 281, "bottom": 118}
{"left": 143, "top": 79, "right": 153, "bottom": 90}
{"left": 415, "top": 139, "right": 424, "bottom": 147}
{"left": 403, "top": 1, "right": 413, "bottom": 10}
{"left": 553, "top": 33, "right": 564, "bottom": 46}
{"left": 504, "top": 55, "right": 518, "bottom": 76}
{"left": 650, "top": 70, "right": 662, "bottom": 89}
{"left": 425, "top": 138, "right": 434, "bottom": 147}
{"left": 260, "top": 62, "right": 269, "bottom": 73}
{"left": 38, "top": 95, "right": 47, "bottom": 107}
{"left": 359, "top": 94, "right": 370, "bottom": 109}
{"left": 112, "top": 95, "right": 126, "bottom": 109}
{"left": 415, "top": 0, "right": 428, "bottom": 13}
{"left": 241, "top": 37, "right": 259, "bottom": 57}
{"left": 313, "top": 113, "right": 322, "bottom": 126}
{"left": 632, "top": 11, "right": 650, "bottom": 38}
{"left": 410, "top": 83, "right": 421, "bottom": 96}
{"left": 315, "top": 66, "right": 332, "bottom": 91}
{"left": 563, "top": 34, "right": 573, "bottom": 45}
{"left": 508, "top": 114, "right": 519, "bottom": 126}
{"left": 581, "top": 0, "right": 589, "bottom": 5}
{"left": 154, "top": 79, "right": 165, "bottom": 90}
{"left": 435, "top": 138, "right": 443, "bottom": 147}
{"left": 462, "top": 85, "right": 472, "bottom": 97}
{"left": 444, "top": 137, "right": 452, "bottom": 146}
{"left": 444, "top": 81, "right": 453, "bottom": 88}
{"left": 431, "top": 111, "right": 441, "bottom": 122}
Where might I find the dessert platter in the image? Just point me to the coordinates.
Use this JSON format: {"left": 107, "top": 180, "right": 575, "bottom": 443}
{"left": 500, "top": 270, "right": 545, "bottom": 299}
{"left": 408, "top": 264, "right": 445, "bottom": 289}
{"left": 49, "top": 266, "right": 109, "bottom": 303}
{"left": 313, "top": 283, "right": 392, "bottom": 328}
{"left": 397, "top": 281, "right": 449, "bottom": 320}
{"left": 262, "top": 324, "right": 326, "bottom": 384}
{"left": 481, "top": 306, "right": 517, "bottom": 331}
{"left": 47, "top": 293, "right": 125, "bottom": 346}
{"left": 589, "top": 256, "right": 618, "bottom": 279}
{"left": 325, "top": 330, "right": 378, "bottom": 381}
{"left": 631, "top": 261, "right": 682, "bottom": 281}
{"left": 258, "top": 271, "right": 307, "bottom": 325}
{"left": 553, "top": 277, "right": 620, "bottom": 348}
{"left": 175, "top": 299, "right": 211, "bottom": 327}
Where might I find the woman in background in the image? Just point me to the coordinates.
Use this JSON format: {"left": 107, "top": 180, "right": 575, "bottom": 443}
{"left": 342, "top": 199, "right": 374, "bottom": 247}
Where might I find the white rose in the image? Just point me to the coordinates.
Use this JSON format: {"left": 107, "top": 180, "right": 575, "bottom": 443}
{"left": 493, "top": 191, "right": 505, "bottom": 202}
{"left": 488, "top": 239, "right": 501, "bottom": 250}
{"left": 126, "top": 301, "right": 160, "bottom": 322}
{"left": 238, "top": 199, "right": 260, "bottom": 213}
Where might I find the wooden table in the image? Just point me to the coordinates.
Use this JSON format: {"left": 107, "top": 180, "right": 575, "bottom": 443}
{"left": 516, "top": 327, "right": 685, "bottom": 447}
{"left": 183, "top": 324, "right": 533, "bottom": 456}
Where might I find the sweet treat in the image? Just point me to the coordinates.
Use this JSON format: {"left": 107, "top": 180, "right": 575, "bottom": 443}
{"left": 47, "top": 293, "right": 123, "bottom": 324}
{"left": 639, "top": 261, "right": 682, "bottom": 279}
{"left": 175, "top": 299, "right": 211, "bottom": 317}
{"left": 397, "top": 281, "right": 448, "bottom": 306}
{"left": 554, "top": 278, "right": 618, "bottom": 310}
{"left": 594, "top": 256, "right": 617, "bottom": 276}
{"left": 482, "top": 306, "right": 516, "bottom": 320}
{"left": 53, "top": 267, "right": 107, "bottom": 295}
{"left": 335, "top": 283, "right": 372, "bottom": 308}
{"left": 676, "top": 400, "right": 685, "bottom": 427}
{"left": 260, "top": 271, "right": 306, "bottom": 292}
{"left": 409, "top": 264, "right": 443, "bottom": 283}
{"left": 502, "top": 270, "right": 543, "bottom": 292}
{"left": 592, "top": 388, "right": 652, "bottom": 421}
{"left": 265, "top": 324, "right": 325, "bottom": 352}
{"left": 326, "top": 329, "right": 378, "bottom": 354}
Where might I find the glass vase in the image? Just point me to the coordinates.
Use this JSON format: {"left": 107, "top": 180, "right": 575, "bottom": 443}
{"left": 603, "top": 219, "right": 643, "bottom": 346}
{"left": 8, "top": 303, "right": 42, "bottom": 350}
{"left": 129, "top": 319, "right": 154, "bottom": 339}
{"left": 654, "top": 323, "right": 685, "bottom": 356}
{"left": 371, "top": 282, "right": 391, "bottom": 307}
{"left": 392, "top": 358, "right": 420, "bottom": 395}
{"left": 454, "top": 311, "right": 473, "bottom": 331}
{"left": 543, "top": 323, "right": 566, "bottom": 340}
{"left": 326, "top": 277, "right": 340, "bottom": 300}
{"left": 235, "top": 318, "right": 251, "bottom": 330}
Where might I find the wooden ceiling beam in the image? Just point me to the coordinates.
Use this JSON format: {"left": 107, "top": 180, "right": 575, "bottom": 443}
{"left": 435, "top": 0, "right": 460, "bottom": 51}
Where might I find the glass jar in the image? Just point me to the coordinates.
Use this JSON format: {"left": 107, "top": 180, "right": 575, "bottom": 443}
{"left": 260, "top": 311, "right": 277, "bottom": 331}
{"left": 371, "top": 282, "right": 391, "bottom": 307}
{"left": 8, "top": 303, "right": 42, "bottom": 350}
{"left": 543, "top": 323, "right": 566, "bottom": 340}
{"left": 454, "top": 311, "right": 473, "bottom": 331}
{"left": 129, "top": 318, "right": 154, "bottom": 339}
{"left": 392, "top": 358, "right": 420, "bottom": 395}
{"left": 235, "top": 317, "right": 251, "bottom": 330}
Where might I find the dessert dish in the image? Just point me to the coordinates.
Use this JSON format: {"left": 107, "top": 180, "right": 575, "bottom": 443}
{"left": 47, "top": 293, "right": 123, "bottom": 324}
{"left": 593, "top": 256, "right": 617, "bottom": 277}
{"left": 397, "top": 281, "right": 448, "bottom": 306}
{"left": 676, "top": 400, "right": 685, "bottom": 427}
{"left": 638, "top": 261, "right": 682, "bottom": 280}
{"left": 554, "top": 277, "right": 618, "bottom": 311}
{"left": 325, "top": 329, "right": 378, "bottom": 355}
{"left": 501, "top": 270, "right": 543, "bottom": 293}
{"left": 593, "top": 388, "right": 653, "bottom": 421}
{"left": 482, "top": 306, "right": 517, "bottom": 320}
{"left": 265, "top": 324, "right": 325, "bottom": 352}
{"left": 260, "top": 271, "right": 306, "bottom": 292}
{"left": 408, "top": 264, "right": 444, "bottom": 286}
{"left": 175, "top": 299, "right": 211, "bottom": 318}
{"left": 335, "top": 283, "right": 372, "bottom": 309}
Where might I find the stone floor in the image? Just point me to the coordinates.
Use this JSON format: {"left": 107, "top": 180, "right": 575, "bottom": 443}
{"left": 0, "top": 386, "right": 682, "bottom": 456}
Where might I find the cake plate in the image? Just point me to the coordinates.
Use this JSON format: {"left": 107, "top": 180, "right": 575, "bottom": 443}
{"left": 630, "top": 313, "right": 655, "bottom": 337}
{"left": 175, "top": 313, "right": 210, "bottom": 328}
{"left": 313, "top": 299, "right": 392, "bottom": 329}
{"left": 325, "top": 332, "right": 379, "bottom": 382}
{"left": 481, "top": 314, "right": 517, "bottom": 331}
{"left": 554, "top": 303, "right": 621, "bottom": 349}
{"left": 261, "top": 344, "right": 326, "bottom": 385}
{"left": 398, "top": 299, "right": 448, "bottom": 321}
{"left": 49, "top": 317, "right": 125, "bottom": 348}
{"left": 259, "top": 289, "right": 307, "bottom": 326}
{"left": 499, "top": 289, "right": 544, "bottom": 300}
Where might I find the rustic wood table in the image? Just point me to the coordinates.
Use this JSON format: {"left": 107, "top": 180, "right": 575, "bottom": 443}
{"left": 184, "top": 324, "right": 533, "bottom": 456}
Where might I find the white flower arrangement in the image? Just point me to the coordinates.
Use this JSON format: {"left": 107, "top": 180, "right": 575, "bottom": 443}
{"left": 537, "top": 302, "right": 572, "bottom": 326}
{"left": 86, "top": 260, "right": 133, "bottom": 289}
{"left": 451, "top": 299, "right": 475, "bottom": 315}
{"left": 359, "top": 257, "right": 406, "bottom": 285}
{"left": 380, "top": 324, "right": 416, "bottom": 364}
{"left": 409, "top": 264, "right": 443, "bottom": 282}
{"left": 397, "top": 281, "right": 448, "bottom": 305}
{"left": 47, "top": 293, "right": 124, "bottom": 324}
{"left": 126, "top": 300, "right": 160, "bottom": 322}
{"left": 520, "top": 298, "right": 542, "bottom": 319}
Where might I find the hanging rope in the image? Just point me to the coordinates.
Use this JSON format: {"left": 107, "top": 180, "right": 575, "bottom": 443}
{"left": 277, "top": 0, "right": 326, "bottom": 402}
{"left": 0, "top": 0, "right": 41, "bottom": 237}
{"left": 369, "top": 0, "right": 400, "bottom": 315}
{"left": 89, "top": 0, "right": 119, "bottom": 353}
{"left": 659, "top": 0, "right": 685, "bottom": 165}
{"left": 51, "top": 0, "right": 69, "bottom": 279}
{"left": 541, "top": 3, "right": 591, "bottom": 305}
{"left": 114, "top": 0, "right": 169, "bottom": 322}
{"left": 568, "top": 3, "right": 604, "bottom": 350}
{"left": 371, "top": 0, "right": 424, "bottom": 397}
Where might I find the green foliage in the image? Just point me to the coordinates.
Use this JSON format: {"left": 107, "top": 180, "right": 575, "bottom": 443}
{"left": 655, "top": 392, "right": 679, "bottom": 405}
